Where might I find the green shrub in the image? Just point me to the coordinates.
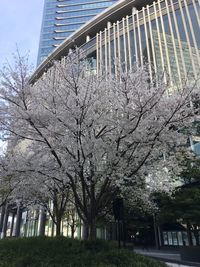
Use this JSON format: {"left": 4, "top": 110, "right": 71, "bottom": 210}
{"left": 0, "top": 237, "right": 167, "bottom": 267}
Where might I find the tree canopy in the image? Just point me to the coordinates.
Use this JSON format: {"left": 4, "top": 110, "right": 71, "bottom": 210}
{"left": 0, "top": 50, "right": 199, "bottom": 239}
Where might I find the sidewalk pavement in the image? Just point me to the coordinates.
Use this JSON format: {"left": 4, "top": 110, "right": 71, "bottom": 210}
{"left": 134, "top": 248, "right": 200, "bottom": 267}
{"left": 166, "top": 264, "right": 196, "bottom": 267}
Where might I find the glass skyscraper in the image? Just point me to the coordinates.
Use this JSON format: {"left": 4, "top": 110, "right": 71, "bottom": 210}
{"left": 37, "top": 0, "right": 118, "bottom": 65}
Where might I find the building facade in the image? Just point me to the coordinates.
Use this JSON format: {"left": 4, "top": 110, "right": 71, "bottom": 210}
{"left": 37, "top": 0, "right": 118, "bottom": 65}
{"left": 34, "top": 0, "right": 200, "bottom": 85}
{"left": 1, "top": 0, "right": 200, "bottom": 246}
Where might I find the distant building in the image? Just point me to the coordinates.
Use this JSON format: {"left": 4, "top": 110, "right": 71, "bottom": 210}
{"left": 37, "top": 0, "right": 118, "bottom": 65}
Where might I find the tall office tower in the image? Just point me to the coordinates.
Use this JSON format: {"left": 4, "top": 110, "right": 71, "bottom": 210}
{"left": 37, "top": 0, "right": 118, "bottom": 65}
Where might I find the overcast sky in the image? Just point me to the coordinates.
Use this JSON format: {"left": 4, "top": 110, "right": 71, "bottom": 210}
{"left": 0, "top": 0, "right": 44, "bottom": 69}
{"left": 0, "top": 0, "right": 44, "bottom": 154}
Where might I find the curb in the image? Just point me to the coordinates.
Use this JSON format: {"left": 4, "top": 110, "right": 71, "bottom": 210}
{"left": 149, "top": 255, "right": 200, "bottom": 267}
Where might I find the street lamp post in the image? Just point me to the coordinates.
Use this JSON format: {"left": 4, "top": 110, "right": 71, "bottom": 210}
{"left": 153, "top": 213, "right": 160, "bottom": 250}
{"left": 113, "top": 198, "right": 126, "bottom": 248}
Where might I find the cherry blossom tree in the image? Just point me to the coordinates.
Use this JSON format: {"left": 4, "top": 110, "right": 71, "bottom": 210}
{"left": 0, "top": 156, "right": 16, "bottom": 208}
{"left": 0, "top": 50, "right": 198, "bottom": 239}
{"left": 0, "top": 147, "right": 72, "bottom": 236}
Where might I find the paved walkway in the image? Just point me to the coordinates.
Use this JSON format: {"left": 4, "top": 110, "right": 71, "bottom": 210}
{"left": 134, "top": 249, "right": 200, "bottom": 267}
{"left": 134, "top": 249, "right": 181, "bottom": 261}
{"left": 166, "top": 263, "right": 196, "bottom": 267}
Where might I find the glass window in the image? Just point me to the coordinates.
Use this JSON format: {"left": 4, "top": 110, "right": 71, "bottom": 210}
{"left": 110, "top": 40, "right": 115, "bottom": 73}
{"left": 182, "top": 231, "right": 189, "bottom": 246}
{"left": 163, "top": 232, "right": 169, "bottom": 245}
{"left": 140, "top": 25, "right": 148, "bottom": 63}
{"left": 172, "top": 232, "right": 178, "bottom": 246}
{"left": 177, "top": 231, "right": 183, "bottom": 246}
{"left": 182, "top": 7, "right": 194, "bottom": 47}
{"left": 120, "top": 35, "right": 125, "bottom": 67}
{"left": 168, "top": 232, "right": 173, "bottom": 245}
{"left": 188, "top": 3, "right": 200, "bottom": 48}
{"left": 129, "top": 30, "right": 136, "bottom": 65}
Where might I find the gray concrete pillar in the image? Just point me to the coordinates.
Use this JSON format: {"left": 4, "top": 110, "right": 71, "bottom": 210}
{"left": 0, "top": 205, "right": 5, "bottom": 237}
{"left": 14, "top": 205, "right": 22, "bottom": 237}
{"left": 51, "top": 220, "right": 55, "bottom": 237}
{"left": 107, "top": 21, "right": 112, "bottom": 29}
{"left": 86, "top": 35, "right": 90, "bottom": 42}
{"left": 38, "top": 209, "right": 46, "bottom": 236}
{"left": 2, "top": 206, "right": 9, "bottom": 238}
{"left": 132, "top": 7, "right": 137, "bottom": 14}
{"left": 10, "top": 212, "right": 15, "bottom": 237}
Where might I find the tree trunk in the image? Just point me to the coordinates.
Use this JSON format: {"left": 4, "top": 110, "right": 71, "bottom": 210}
{"left": 56, "top": 218, "right": 62, "bottom": 236}
{"left": 82, "top": 223, "right": 89, "bottom": 240}
{"left": 193, "top": 226, "right": 200, "bottom": 246}
{"left": 0, "top": 205, "right": 5, "bottom": 237}
{"left": 71, "top": 225, "right": 75, "bottom": 239}
{"left": 88, "top": 219, "right": 96, "bottom": 240}
{"left": 187, "top": 222, "right": 193, "bottom": 246}
{"left": 39, "top": 209, "right": 46, "bottom": 236}
{"left": 2, "top": 206, "right": 9, "bottom": 238}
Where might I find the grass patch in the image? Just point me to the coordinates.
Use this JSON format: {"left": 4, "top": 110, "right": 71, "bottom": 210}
{"left": 0, "top": 236, "right": 167, "bottom": 267}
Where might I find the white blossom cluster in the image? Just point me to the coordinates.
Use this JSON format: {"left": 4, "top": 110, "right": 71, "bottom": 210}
{"left": 0, "top": 50, "right": 198, "bottom": 237}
